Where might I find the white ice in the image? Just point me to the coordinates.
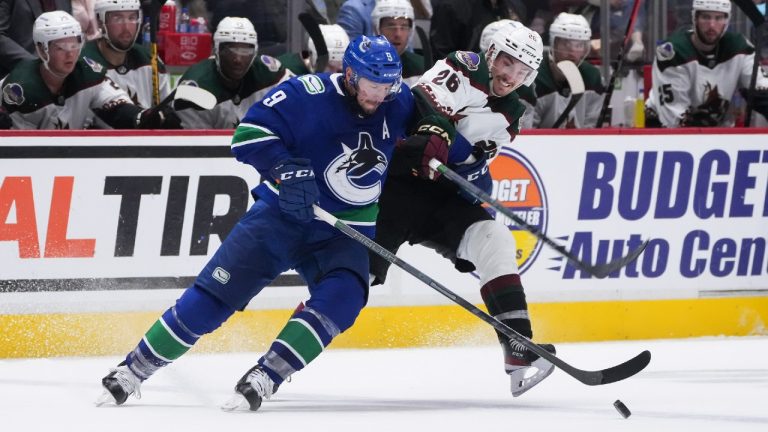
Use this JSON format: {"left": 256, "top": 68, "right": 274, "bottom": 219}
{"left": 1, "top": 337, "right": 766, "bottom": 431}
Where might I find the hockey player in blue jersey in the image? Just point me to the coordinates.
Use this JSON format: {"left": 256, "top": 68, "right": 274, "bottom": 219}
{"left": 96, "top": 35, "right": 442, "bottom": 411}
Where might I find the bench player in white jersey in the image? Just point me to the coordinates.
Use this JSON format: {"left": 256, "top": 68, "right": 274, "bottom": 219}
{"left": 81, "top": 0, "right": 172, "bottom": 111}
{"left": 0, "top": 11, "right": 177, "bottom": 129}
{"left": 645, "top": 0, "right": 768, "bottom": 127}
{"left": 174, "top": 17, "right": 293, "bottom": 129}
{"left": 372, "top": 23, "right": 557, "bottom": 397}
{"left": 517, "top": 13, "right": 605, "bottom": 128}
{"left": 371, "top": 0, "right": 425, "bottom": 87}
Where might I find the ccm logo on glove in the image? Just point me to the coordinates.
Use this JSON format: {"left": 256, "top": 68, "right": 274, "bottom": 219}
{"left": 276, "top": 169, "right": 314, "bottom": 182}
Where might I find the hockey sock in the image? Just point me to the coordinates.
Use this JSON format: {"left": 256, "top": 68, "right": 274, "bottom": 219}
{"left": 480, "top": 274, "right": 533, "bottom": 340}
{"left": 126, "top": 286, "right": 234, "bottom": 381}
{"left": 258, "top": 307, "right": 339, "bottom": 385}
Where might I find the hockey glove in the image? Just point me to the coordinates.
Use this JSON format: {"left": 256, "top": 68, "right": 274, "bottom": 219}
{"left": 389, "top": 115, "right": 453, "bottom": 180}
{"left": 451, "top": 145, "right": 492, "bottom": 205}
{"left": 136, "top": 105, "right": 183, "bottom": 129}
{"left": 0, "top": 106, "right": 11, "bottom": 129}
{"left": 270, "top": 158, "right": 319, "bottom": 223}
{"left": 680, "top": 99, "right": 729, "bottom": 127}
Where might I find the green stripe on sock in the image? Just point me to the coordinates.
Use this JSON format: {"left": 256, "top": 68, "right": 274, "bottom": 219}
{"left": 145, "top": 319, "right": 191, "bottom": 361}
{"left": 275, "top": 319, "right": 324, "bottom": 364}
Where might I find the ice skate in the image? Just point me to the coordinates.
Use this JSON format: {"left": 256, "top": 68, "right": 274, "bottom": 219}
{"left": 505, "top": 342, "right": 556, "bottom": 397}
{"left": 221, "top": 364, "right": 276, "bottom": 412}
{"left": 95, "top": 363, "right": 142, "bottom": 406}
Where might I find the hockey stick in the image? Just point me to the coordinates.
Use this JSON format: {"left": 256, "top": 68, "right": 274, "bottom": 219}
{"left": 313, "top": 205, "right": 651, "bottom": 386}
{"left": 596, "top": 0, "right": 643, "bottom": 128}
{"left": 157, "top": 84, "right": 217, "bottom": 110}
{"left": 415, "top": 25, "right": 434, "bottom": 70}
{"left": 299, "top": 12, "right": 329, "bottom": 73}
{"left": 429, "top": 159, "right": 648, "bottom": 279}
{"left": 551, "top": 60, "right": 586, "bottom": 128}
{"left": 141, "top": 0, "right": 163, "bottom": 106}
{"left": 731, "top": 0, "right": 767, "bottom": 127}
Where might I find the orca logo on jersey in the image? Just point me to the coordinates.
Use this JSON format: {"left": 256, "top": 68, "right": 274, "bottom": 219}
{"left": 324, "top": 132, "right": 388, "bottom": 205}
{"left": 488, "top": 148, "right": 548, "bottom": 274}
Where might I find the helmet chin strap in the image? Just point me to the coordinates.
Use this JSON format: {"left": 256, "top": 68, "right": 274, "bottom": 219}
{"left": 39, "top": 47, "right": 72, "bottom": 79}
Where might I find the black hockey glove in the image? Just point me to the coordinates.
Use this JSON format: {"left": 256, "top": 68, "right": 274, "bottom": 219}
{"left": 680, "top": 99, "right": 729, "bottom": 127}
{"left": 0, "top": 106, "right": 11, "bottom": 129}
{"left": 136, "top": 105, "right": 183, "bottom": 129}
{"left": 450, "top": 145, "right": 492, "bottom": 205}
{"left": 389, "top": 115, "right": 453, "bottom": 180}
{"left": 270, "top": 158, "right": 319, "bottom": 223}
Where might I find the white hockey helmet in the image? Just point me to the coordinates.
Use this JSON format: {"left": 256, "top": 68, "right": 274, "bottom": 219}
{"left": 308, "top": 24, "right": 350, "bottom": 71}
{"left": 33, "top": 11, "right": 84, "bottom": 65}
{"left": 549, "top": 12, "right": 591, "bottom": 45}
{"left": 548, "top": 13, "right": 591, "bottom": 65}
{"left": 214, "top": 17, "right": 258, "bottom": 72}
{"left": 691, "top": 0, "right": 731, "bottom": 40}
{"left": 486, "top": 24, "right": 543, "bottom": 87}
{"left": 371, "top": 0, "right": 415, "bottom": 34}
{"left": 94, "top": 0, "right": 142, "bottom": 52}
{"left": 479, "top": 19, "right": 521, "bottom": 53}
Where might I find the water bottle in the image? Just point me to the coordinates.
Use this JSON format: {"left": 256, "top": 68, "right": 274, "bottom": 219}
{"left": 195, "top": 17, "right": 207, "bottom": 33}
{"left": 178, "top": 7, "right": 190, "bottom": 33}
{"left": 634, "top": 86, "right": 646, "bottom": 128}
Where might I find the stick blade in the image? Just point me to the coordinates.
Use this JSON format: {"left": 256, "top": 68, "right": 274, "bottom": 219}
{"left": 174, "top": 84, "right": 217, "bottom": 110}
{"left": 598, "top": 350, "right": 651, "bottom": 384}
{"left": 589, "top": 239, "right": 649, "bottom": 278}
{"left": 556, "top": 60, "right": 585, "bottom": 94}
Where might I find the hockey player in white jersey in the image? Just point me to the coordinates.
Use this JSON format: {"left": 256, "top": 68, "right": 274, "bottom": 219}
{"left": 81, "top": 0, "right": 172, "bottom": 110}
{"left": 0, "top": 11, "right": 178, "bottom": 129}
{"left": 517, "top": 13, "right": 605, "bottom": 128}
{"left": 645, "top": 0, "right": 768, "bottom": 127}
{"left": 174, "top": 17, "right": 293, "bottom": 129}
{"left": 371, "top": 0, "right": 424, "bottom": 87}
{"left": 372, "top": 23, "right": 557, "bottom": 397}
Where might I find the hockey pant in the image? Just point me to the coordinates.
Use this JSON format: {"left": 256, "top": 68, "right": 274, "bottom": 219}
{"left": 125, "top": 200, "right": 368, "bottom": 384}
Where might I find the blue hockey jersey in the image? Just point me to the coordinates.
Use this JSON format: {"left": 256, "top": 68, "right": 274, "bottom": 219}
{"left": 230, "top": 72, "right": 415, "bottom": 227}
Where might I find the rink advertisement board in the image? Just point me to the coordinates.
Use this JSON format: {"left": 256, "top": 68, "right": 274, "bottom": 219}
{"left": 1, "top": 129, "right": 766, "bottom": 356}
{"left": 1, "top": 130, "right": 767, "bottom": 304}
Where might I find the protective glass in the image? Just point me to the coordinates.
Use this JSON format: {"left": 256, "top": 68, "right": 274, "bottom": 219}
{"left": 379, "top": 22, "right": 412, "bottom": 32}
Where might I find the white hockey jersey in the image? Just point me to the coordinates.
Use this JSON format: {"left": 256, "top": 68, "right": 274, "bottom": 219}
{"left": 646, "top": 29, "right": 768, "bottom": 127}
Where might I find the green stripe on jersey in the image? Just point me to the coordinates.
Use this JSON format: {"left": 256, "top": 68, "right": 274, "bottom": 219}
{"left": 333, "top": 203, "right": 379, "bottom": 224}
{"left": 231, "top": 124, "right": 278, "bottom": 147}
{"left": 144, "top": 318, "right": 191, "bottom": 361}
{"left": 275, "top": 319, "right": 324, "bottom": 365}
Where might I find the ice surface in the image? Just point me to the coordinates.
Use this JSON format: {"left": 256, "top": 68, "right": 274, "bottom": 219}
{"left": 0, "top": 337, "right": 766, "bottom": 431}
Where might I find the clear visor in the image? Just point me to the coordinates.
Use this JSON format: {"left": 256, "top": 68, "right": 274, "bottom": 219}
{"left": 105, "top": 13, "right": 141, "bottom": 25}
{"left": 222, "top": 45, "right": 256, "bottom": 57}
{"left": 551, "top": 37, "right": 590, "bottom": 65}
{"left": 355, "top": 76, "right": 401, "bottom": 102}
{"left": 492, "top": 54, "right": 535, "bottom": 87}
{"left": 50, "top": 38, "right": 84, "bottom": 53}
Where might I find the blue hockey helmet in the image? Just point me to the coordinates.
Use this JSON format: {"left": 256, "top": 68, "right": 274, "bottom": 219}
{"left": 342, "top": 35, "right": 402, "bottom": 101}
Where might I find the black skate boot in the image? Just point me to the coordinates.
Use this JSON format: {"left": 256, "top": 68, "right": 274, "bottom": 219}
{"left": 221, "top": 364, "right": 277, "bottom": 412}
{"left": 95, "top": 362, "right": 142, "bottom": 406}
{"left": 504, "top": 342, "right": 557, "bottom": 397}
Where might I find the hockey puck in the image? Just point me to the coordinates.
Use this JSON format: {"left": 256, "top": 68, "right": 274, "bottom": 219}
{"left": 613, "top": 399, "right": 631, "bottom": 419}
